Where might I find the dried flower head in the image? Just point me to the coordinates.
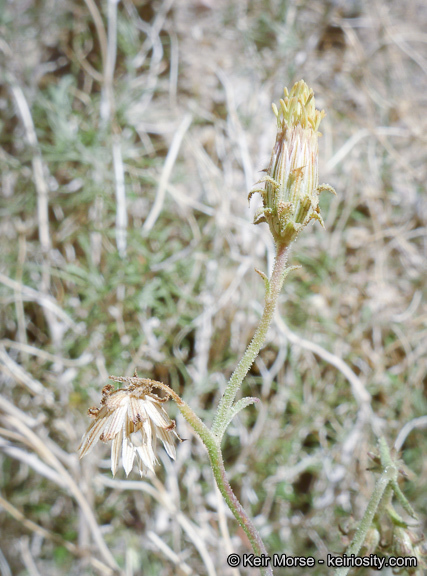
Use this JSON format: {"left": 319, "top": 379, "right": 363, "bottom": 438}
{"left": 79, "top": 376, "right": 181, "bottom": 476}
{"left": 249, "top": 80, "right": 335, "bottom": 244}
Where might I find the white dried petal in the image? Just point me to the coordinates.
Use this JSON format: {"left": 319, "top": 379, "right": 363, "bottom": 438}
{"left": 144, "top": 398, "right": 171, "bottom": 428}
{"left": 101, "top": 404, "right": 128, "bottom": 441}
{"left": 146, "top": 419, "right": 157, "bottom": 455}
{"left": 122, "top": 432, "right": 136, "bottom": 476}
{"left": 111, "top": 427, "right": 123, "bottom": 476}
{"left": 157, "top": 427, "right": 176, "bottom": 459}
{"left": 78, "top": 407, "right": 112, "bottom": 457}
{"left": 136, "top": 443, "right": 157, "bottom": 473}
{"left": 128, "top": 396, "right": 143, "bottom": 423}
{"left": 138, "top": 458, "right": 149, "bottom": 477}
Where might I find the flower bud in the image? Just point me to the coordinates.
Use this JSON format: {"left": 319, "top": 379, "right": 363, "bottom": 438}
{"left": 392, "top": 527, "right": 426, "bottom": 574}
{"left": 249, "top": 80, "right": 335, "bottom": 244}
{"left": 361, "top": 526, "right": 381, "bottom": 556}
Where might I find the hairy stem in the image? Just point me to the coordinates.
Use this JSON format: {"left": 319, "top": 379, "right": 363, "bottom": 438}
{"left": 334, "top": 438, "right": 398, "bottom": 576}
{"left": 160, "top": 241, "right": 292, "bottom": 573}
{"left": 208, "top": 446, "right": 273, "bottom": 576}
{"left": 211, "top": 241, "right": 290, "bottom": 439}
{"left": 174, "top": 397, "right": 273, "bottom": 575}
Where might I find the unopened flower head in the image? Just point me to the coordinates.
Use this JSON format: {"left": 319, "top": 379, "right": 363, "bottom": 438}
{"left": 249, "top": 80, "right": 335, "bottom": 244}
{"left": 392, "top": 527, "right": 426, "bottom": 574}
{"left": 79, "top": 377, "right": 181, "bottom": 477}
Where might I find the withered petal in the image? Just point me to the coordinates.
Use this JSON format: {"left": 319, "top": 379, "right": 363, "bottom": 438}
{"left": 156, "top": 427, "right": 177, "bottom": 460}
{"left": 111, "top": 427, "right": 123, "bottom": 476}
{"left": 101, "top": 404, "right": 128, "bottom": 440}
{"left": 122, "top": 432, "right": 136, "bottom": 476}
{"left": 144, "top": 397, "right": 172, "bottom": 428}
{"left": 78, "top": 408, "right": 112, "bottom": 457}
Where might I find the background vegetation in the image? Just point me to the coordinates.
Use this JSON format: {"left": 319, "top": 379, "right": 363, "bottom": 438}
{"left": 0, "top": 0, "right": 426, "bottom": 574}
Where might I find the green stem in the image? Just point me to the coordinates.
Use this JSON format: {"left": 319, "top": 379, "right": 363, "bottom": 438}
{"left": 334, "top": 471, "right": 393, "bottom": 576}
{"left": 174, "top": 397, "right": 273, "bottom": 576}
{"left": 154, "top": 241, "right": 291, "bottom": 574}
{"left": 208, "top": 446, "right": 273, "bottom": 575}
{"left": 334, "top": 438, "right": 398, "bottom": 576}
{"left": 211, "top": 241, "right": 290, "bottom": 439}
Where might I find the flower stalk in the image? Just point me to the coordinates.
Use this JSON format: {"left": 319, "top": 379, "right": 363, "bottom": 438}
{"left": 79, "top": 80, "right": 336, "bottom": 575}
{"left": 207, "top": 445, "right": 273, "bottom": 576}
{"left": 159, "top": 380, "right": 272, "bottom": 572}
{"left": 211, "top": 241, "right": 292, "bottom": 440}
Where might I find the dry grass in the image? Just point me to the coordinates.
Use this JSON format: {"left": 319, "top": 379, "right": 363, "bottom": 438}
{"left": 0, "top": 0, "right": 426, "bottom": 574}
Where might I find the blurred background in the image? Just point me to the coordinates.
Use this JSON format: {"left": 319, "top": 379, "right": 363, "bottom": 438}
{"left": 0, "top": 0, "right": 426, "bottom": 574}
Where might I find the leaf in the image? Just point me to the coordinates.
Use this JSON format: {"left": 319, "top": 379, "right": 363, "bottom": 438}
{"left": 217, "top": 397, "right": 260, "bottom": 441}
